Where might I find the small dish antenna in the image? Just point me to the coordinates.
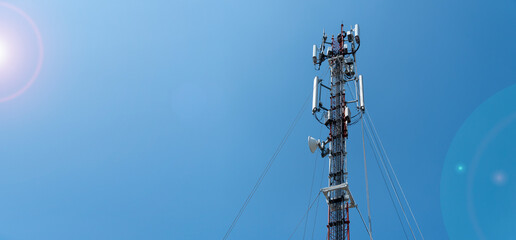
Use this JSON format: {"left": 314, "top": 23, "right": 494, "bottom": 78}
{"left": 308, "top": 136, "right": 319, "bottom": 153}
{"left": 308, "top": 136, "right": 330, "bottom": 157}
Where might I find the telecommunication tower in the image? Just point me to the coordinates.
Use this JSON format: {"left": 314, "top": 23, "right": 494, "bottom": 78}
{"left": 308, "top": 23, "right": 366, "bottom": 240}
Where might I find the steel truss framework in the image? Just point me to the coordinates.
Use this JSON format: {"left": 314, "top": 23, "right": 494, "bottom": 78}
{"left": 312, "top": 24, "right": 361, "bottom": 240}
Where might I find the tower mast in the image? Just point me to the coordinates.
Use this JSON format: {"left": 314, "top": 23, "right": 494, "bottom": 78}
{"left": 309, "top": 23, "right": 364, "bottom": 240}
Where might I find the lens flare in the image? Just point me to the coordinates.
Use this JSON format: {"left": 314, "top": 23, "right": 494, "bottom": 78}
{"left": 441, "top": 84, "right": 516, "bottom": 240}
{"left": 492, "top": 170, "right": 507, "bottom": 186}
{"left": 456, "top": 163, "right": 465, "bottom": 173}
{"left": 0, "top": 39, "right": 7, "bottom": 67}
{"left": 0, "top": 2, "right": 43, "bottom": 102}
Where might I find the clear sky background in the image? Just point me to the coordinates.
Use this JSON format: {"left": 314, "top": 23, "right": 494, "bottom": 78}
{"left": 0, "top": 0, "right": 515, "bottom": 239}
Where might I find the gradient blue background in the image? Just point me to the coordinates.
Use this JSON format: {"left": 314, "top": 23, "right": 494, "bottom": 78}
{"left": 0, "top": 0, "right": 515, "bottom": 239}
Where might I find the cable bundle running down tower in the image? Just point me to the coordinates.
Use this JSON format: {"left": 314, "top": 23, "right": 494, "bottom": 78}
{"left": 308, "top": 24, "right": 366, "bottom": 240}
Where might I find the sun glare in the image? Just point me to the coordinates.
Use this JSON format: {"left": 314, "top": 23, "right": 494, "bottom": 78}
{"left": 0, "top": 2, "right": 44, "bottom": 102}
{"left": 0, "top": 39, "right": 7, "bottom": 67}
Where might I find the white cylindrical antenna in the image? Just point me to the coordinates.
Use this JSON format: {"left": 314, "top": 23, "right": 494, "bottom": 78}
{"left": 344, "top": 105, "right": 351, "bottom": 122}
{"left": 312, "top": 76, "right": 320, "bottom": 113}
{"left": 354, "top": 24, "right": 360, "bottom": 43}
{"left": 312, "top": 45, "right": 317, "bottom": 64}
{"left": 358, "top": 75, "right": 365, "bottom": 110}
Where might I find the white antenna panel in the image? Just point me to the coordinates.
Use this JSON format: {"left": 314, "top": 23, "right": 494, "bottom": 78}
{"left": 354, "top": 24, "right": 360, "bottom": 38}
{"left": 344, "top": 106, "right": 351, "bottom": 123}
{"left": 312, "top": 45, "right": 317, "bottom": 64}
{"left": 312, "top": 76, "right": 320, "bottom": 113}
{"left": 358, "top": 75, "right": 365, "bottom": 110}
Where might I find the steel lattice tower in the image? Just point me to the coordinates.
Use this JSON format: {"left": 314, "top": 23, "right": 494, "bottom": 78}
{"left": 328, "top": 55, "right": 350, "bottom": 240}
{"left": 310, "top": 23, "right": 363, "bottom": 240}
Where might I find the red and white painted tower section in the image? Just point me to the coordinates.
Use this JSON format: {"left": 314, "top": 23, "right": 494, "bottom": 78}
{"left": 309, "top": 23, "right": 365, "bottom": 240}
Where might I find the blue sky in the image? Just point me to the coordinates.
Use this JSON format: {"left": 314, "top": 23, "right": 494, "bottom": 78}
{"left": 0, "top": 0, "right": 515, "bottom": 239}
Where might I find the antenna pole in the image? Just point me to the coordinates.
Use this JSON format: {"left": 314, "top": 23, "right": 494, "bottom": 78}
{"left": 327, "top": 44, "right": 350, "bottom": 240}
{"left": 310, "top": 24, "right": 363, "bottom": 240}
